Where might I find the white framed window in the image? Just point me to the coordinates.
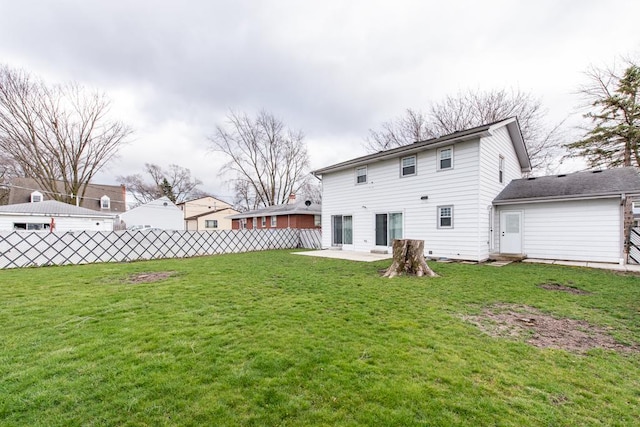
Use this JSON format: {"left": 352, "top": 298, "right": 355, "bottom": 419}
{"left": 355, "top": 166, "right": 367, "bottom": 184}
{"left": 205, "top": 219, "right": 218, "bottom": 229}
{"left": 30, "top": 191, "right": 43, "bottom": 203}
{"left": 261, "top": 216, "right": 266, "bottom": 227}
{"left": 240, "top": 218, "right": 247, "bottom": 229}
{"left": 252, "top": 217, "right": 257, "bottom": 228}
{"left": 499, "top": 155, "right": 505, "bottom": 183}
{"left": 271, "top": 216, "right": 277, "bottom": 227}
{"left": 437, "top": 146, "right": 453, "bottom": 170}
{"left": 401, "top": 155, "right": 416, "bottom": 177}
{"left": 100, "top": 195, "right": 110, "bottom": 209}
{"left": 314, "top": 215, "right": 321, "bottom": 227}
{"left": 438, "top": 206, "right": 453, "bottom": 228}
{"left": 14, "top": 222, "right": 50, "bottom": 231}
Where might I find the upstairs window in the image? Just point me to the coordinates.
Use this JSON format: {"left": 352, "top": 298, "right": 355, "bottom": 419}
{"left": 438, "top": 146, "right": 453, "bottom": 170}
{"left": 438, "top": 206, "right": 453, "bottom": 228}
{"left": 30, "top": 191, "right": 43, "bottom": 203}
{"left": 401, "top": 155, "right": 416, "bottom": 177}
{"left": 100, "top": 195, "right": 110, "bottom": 209}
{"left": 499, "top": 156, "right": 505, "bottom": 183}
{"left": 355, "top": 166, "right": 367, "bottom": 184}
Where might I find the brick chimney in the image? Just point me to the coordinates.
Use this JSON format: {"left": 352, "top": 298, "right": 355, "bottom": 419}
{"left": 288, "top": 193, "right": 296, "bottom": 204}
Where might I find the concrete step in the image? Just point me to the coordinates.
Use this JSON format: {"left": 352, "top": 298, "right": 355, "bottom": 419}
{"left": 489, "top": 253, "right": 526, "bottom": 262}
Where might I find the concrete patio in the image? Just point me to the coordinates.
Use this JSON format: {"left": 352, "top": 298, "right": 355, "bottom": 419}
{"left": 292, "top": 250, "right": 392, "bottom": 262}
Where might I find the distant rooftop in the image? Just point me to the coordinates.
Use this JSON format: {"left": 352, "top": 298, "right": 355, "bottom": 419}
{"left": 0, "top": 200, "right": 116, "bottom": 217}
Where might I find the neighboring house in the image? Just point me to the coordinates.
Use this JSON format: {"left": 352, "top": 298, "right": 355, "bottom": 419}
{"left": 227, "top": 196, "right": 322, "bottom": 230}
{"left": 177, "top": 196, "right": 238, "bottom": 231}
{"left": 493, "top": 168, "right": 640, "bottom": 264}
{"left": 118, "top": 197, "right": 184, "bottom": 230}
{"left": 313, "top": 117, "right": 531, "bottom": 262}
{"left": 0, "top": 200, "right": 115, "bottom": 232}
{"left": 6, "top": 177, "right": 126, "bottom": 213}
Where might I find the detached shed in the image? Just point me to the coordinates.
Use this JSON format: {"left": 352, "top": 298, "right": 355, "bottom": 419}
{"left": 492, "top": 168, "right": 640, "bottom": 264}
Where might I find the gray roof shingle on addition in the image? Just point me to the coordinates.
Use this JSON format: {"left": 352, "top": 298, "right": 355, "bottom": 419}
{"left": 0, "top": 200, "right": 116, "bottom": 217}
{"left": 493, "top": 167, "right": 640, "bottom": 204}
{"left": 227, "top": 200, "right": 321, "bottom": 219}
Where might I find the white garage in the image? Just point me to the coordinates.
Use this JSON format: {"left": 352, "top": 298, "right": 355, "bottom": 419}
{"left": 493, "top": 168, "right": 640, "bottom": 264}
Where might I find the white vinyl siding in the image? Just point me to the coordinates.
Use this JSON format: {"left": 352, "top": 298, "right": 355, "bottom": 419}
{"left": 497, "top": 198, "right": 622, "bottom": 263}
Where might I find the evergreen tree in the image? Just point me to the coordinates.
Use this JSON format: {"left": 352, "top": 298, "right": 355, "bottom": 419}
{"left": 567, "top": 63, "right": 640, "bottom": 168}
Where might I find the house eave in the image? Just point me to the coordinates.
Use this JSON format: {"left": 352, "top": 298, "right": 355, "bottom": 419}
{"left": 492, "top": 192, "right": 634, "bottom": 206}
{"left": 313, "top": 132, "right": 490, "bottom": 176}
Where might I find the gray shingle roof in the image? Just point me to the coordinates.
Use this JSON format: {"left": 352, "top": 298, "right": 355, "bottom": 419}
{"left": 227, "top": 200, "right": 321, "bottom": 219}
{"left": 493, "top": 168, "right": 640, "bottom": 204}
{"left": 0, "top": 200, "right": 116, "bottom": 217}
{"left": 7, "top": 178, "right": 126, "bottom": 212}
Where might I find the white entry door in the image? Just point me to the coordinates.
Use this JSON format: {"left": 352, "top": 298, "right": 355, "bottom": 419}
{"left": 500, "top": 211, "right": 522, "bottom": 254}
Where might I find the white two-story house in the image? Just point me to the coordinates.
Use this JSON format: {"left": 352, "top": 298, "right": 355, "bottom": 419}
{"left": 313, "top": 117, "right": 530, "bottom": 262}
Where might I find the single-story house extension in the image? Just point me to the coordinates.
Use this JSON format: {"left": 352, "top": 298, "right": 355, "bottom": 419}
{"left": 313, "top": 116, "right": 640, "bottom": 264}
{"left": 493, "top": 168, "right": 640, "bottom": 264}
{"left": 6, "top": 177, "right": 127, "bottom": 213}
{"left": 177, "top": 196, "right": 238, "bottom": 231}
{"left": 0, "top": 200, "right": 116, "bottom": 232}
{"left": 227, "top": 198, "right": 321, "bottom": 230}
{"left": 117, "top": 197, "right": 185, "bottom": 230}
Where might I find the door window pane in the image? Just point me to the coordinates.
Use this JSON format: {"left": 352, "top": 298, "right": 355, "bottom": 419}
{"left": 332, "top": 216, "right": 343, "bottom": 245}
{"left": 506, "top": 214, "right": 519, "bottom": 233}
{"left": 375, "top": 214, "right": 388, "bottom": 246}
{"left": 343, "top": 216, "right": 353, "bottom": 244}
{"left": 389, "top": 213, "right": 403, "bottom": 241}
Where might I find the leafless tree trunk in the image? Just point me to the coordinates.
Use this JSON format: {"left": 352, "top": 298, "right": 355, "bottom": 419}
{"left": 383, "top": 239, "right": 437, "bottom": 278}
{"left": 0, "top": 65, "right": 132, "bottom": 204}
{"left": 210, "top": 110, "right": 310, "bottom": 210}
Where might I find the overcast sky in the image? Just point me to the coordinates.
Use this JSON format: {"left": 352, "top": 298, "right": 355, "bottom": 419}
{"left": 1, "top": 0, "right": 639, "bottom": 200}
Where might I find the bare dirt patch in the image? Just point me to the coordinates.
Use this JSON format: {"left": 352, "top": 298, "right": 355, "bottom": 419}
{"left": 126, "top": 271, "right": 176, "bottom": 284}
{"left": 538, "top": 282, "right": 591, "bottom": 295}
{"left": 464, "top": 304, "right": 638, "bottom": 353}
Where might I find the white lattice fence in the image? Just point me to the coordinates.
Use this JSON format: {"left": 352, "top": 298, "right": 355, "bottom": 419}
{"left": 0, "top": 228, "right": 322, "bottom": 269}
{"left": 629, "top": 227, "right": 640, "bottom": 264}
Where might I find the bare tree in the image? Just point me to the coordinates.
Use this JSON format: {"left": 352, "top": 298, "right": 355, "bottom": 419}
{"left": 119, "top": 163, "right": 205, "bottom": 205}
{"left": 210, "top": 110, "right": 309, "bottom": 210}
{"left": 365, "top": 89, "right": 565, "bottom": 174}
{"left": 566, "top": 59, "right": 640, "bottom": 168}
{"left": 0, "top": 65, "right": 132, "bottom": 204}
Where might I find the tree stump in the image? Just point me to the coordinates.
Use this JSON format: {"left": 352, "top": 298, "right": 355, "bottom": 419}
{"left": 383, "top": 239, "right": 437, "bottom": 278}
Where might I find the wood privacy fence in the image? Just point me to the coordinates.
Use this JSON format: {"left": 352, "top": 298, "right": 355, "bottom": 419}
{"left": 0, "top": 228, "right": 322, "bottom": 269}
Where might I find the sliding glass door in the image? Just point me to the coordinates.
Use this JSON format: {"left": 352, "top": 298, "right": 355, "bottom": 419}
{"left": 375, "top": 213, "right": 403, "bottom": 247}
{"left": 332, "top": 215, "right": 353, "bottom": 246}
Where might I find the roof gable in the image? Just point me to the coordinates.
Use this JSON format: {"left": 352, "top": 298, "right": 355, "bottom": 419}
{"left": 494, "top": 167, "right": 640, "bottom": 204}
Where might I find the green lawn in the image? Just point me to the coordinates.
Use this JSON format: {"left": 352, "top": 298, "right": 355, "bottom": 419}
{"left": 1, "top": 251, "right": 639, "bottom": 426}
